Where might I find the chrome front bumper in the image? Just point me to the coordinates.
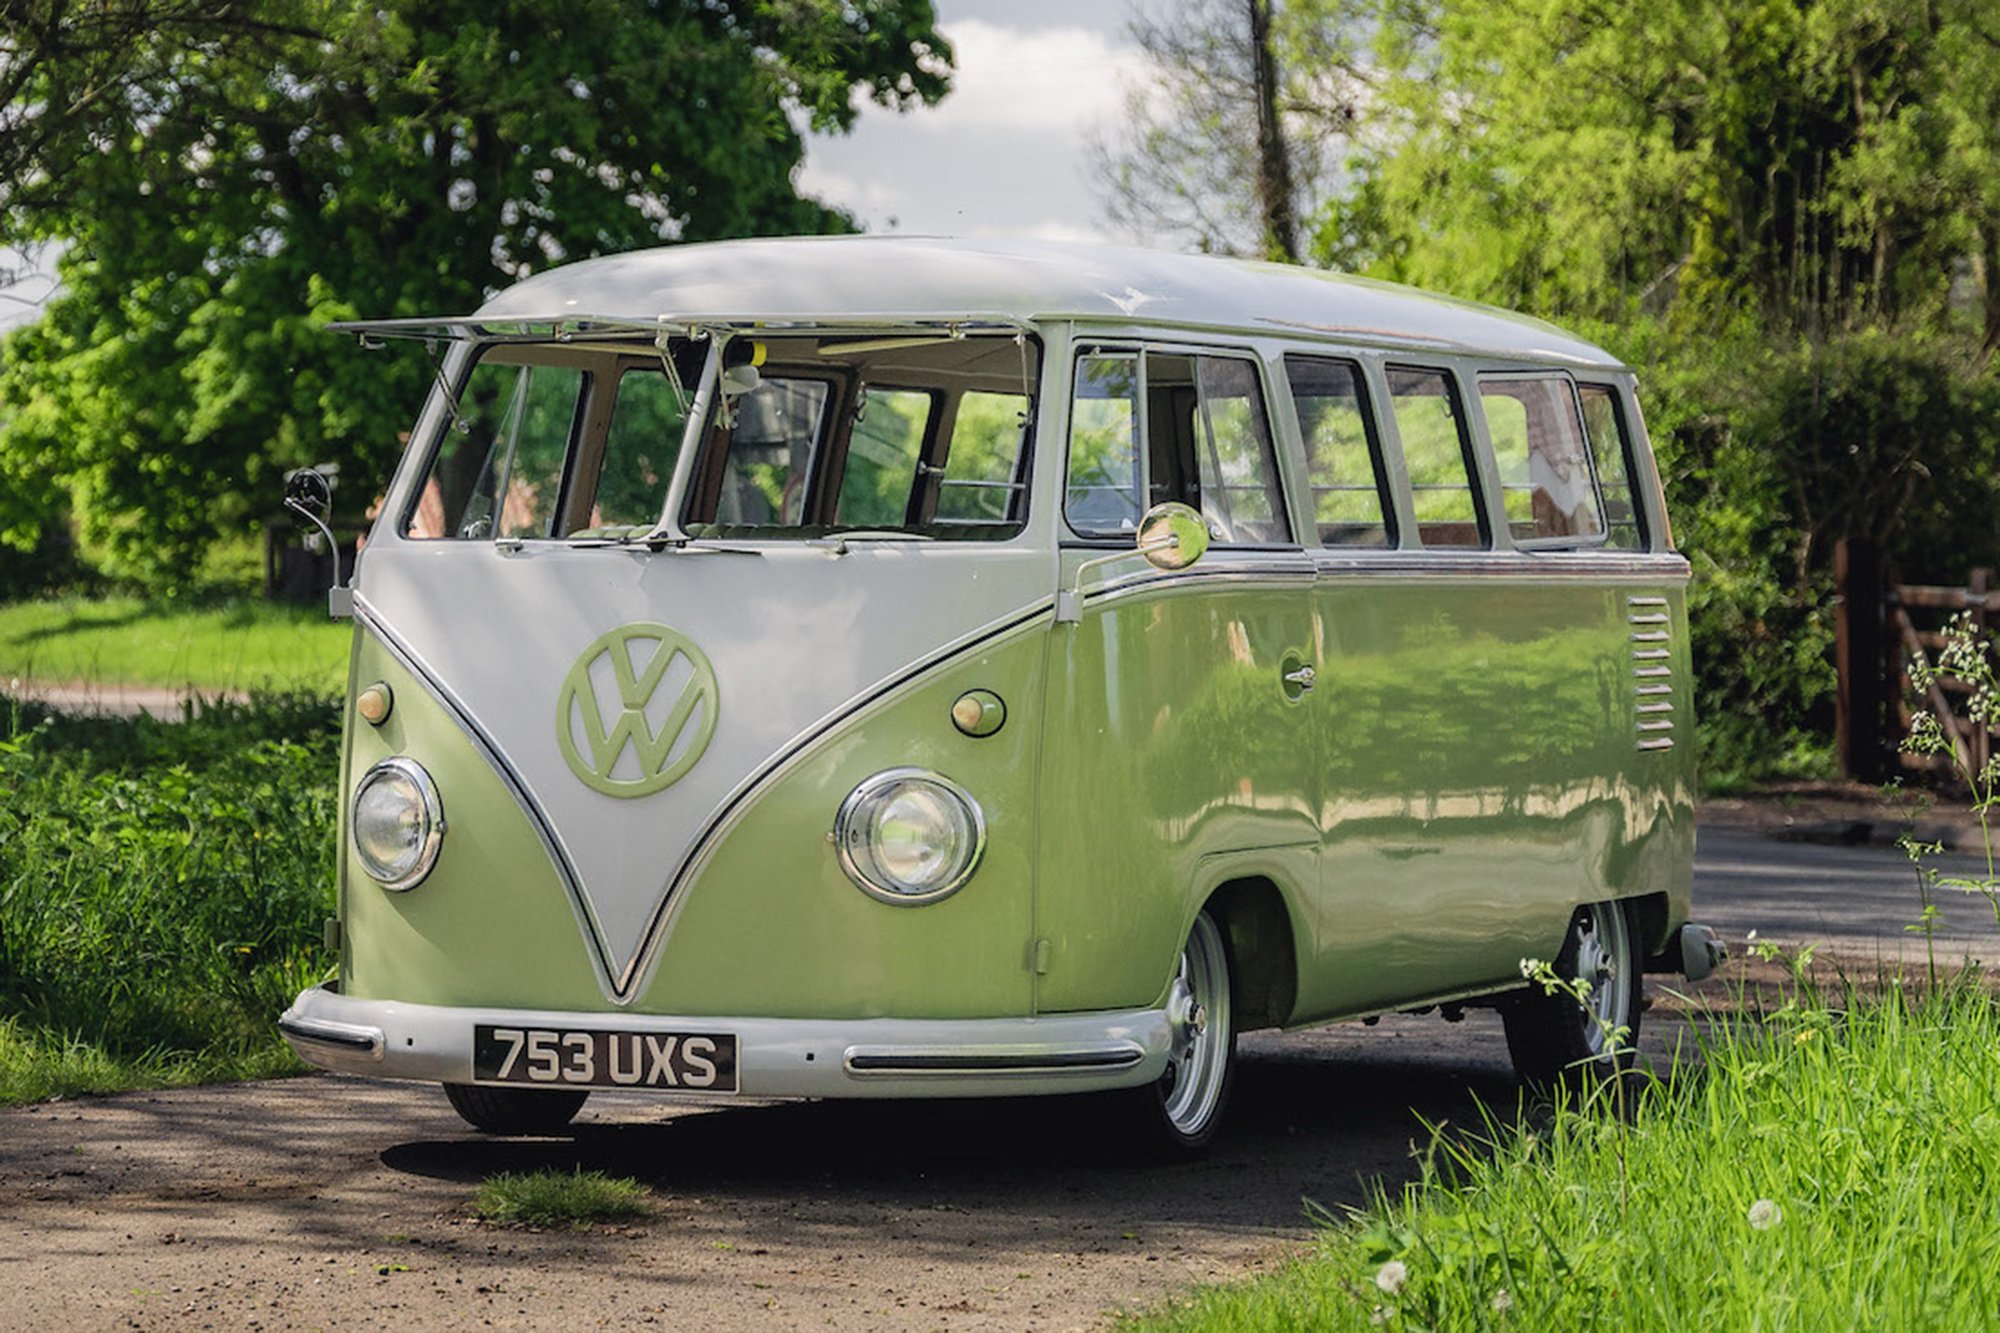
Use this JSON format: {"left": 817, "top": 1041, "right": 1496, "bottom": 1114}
{"left": 280, "top": 984, "right": 1171, "bottom": 1100}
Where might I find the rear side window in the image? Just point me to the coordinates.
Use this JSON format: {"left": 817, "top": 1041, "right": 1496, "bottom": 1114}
{"left": 1283, "top": 355, "right": 1392, "bottom": 548}
{"left": 1480, "top": 375, "right": 1605, "bottom": 546}
{"left": 1577, "top": 384, "right": 1645, "bottom": 549}
{"left": 1386, "top": 366, "right": 1484, "bottom": 549}
{"left": 1065, "top": 349, "right": 1292, "bottom": 545}
{"left": 936, "top": 391, "right": 1031, "bottom": 524}
{"left": 836, "top": 388, "right": 936, "bottom": 527}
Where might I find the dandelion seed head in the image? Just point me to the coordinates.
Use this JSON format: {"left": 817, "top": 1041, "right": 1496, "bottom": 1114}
{"left": 1492, "top": 1288, "right": 1513, "bottom": 1312}
{"left": 1374, "top": 1259, "right": 1408, "bottom": 1295}
{"left": 1748, "top": 1198, "right": 1782, "bottom": 1230}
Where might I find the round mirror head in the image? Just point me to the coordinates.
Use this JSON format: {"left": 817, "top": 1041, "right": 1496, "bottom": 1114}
{"left": 1137, "top": 502, "right": 1210, "bottom": 572}
{"left": 285, "top": 468, "right": 333, "bottom": 516}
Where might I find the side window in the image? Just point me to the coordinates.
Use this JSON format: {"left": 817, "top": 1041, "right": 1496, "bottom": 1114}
{"left": 1284, "top": 355, "right": 1392, "bottom": 548}
{"left": 579, "top": 367, "right": 689, "bottom": 532}
{"left": 1065, "top": 354, "right": 1143, "bottom": 536}
{"left": 407, "top": 358, "right": 584, "bottom": 540}
{"left": 836, "top": 387, "right": 935, "bottom": 527}
{"left": 1386, "top": 366, "right": 1485, "bottom": 548}
{"left": 1189, "top": 357, "right": 1290, "bottom": 543}
{"left": 1480, "top": 375, "right": 1605, "bottom": 545}
{"left": 936, "top": 390, "right": 1030, "bottom": 524}
{"left": 1577, "top": 384, "right": 1645, "bottom": 550}
{"left": 1065, "top": 349, "right": 1291, "bottom": 544}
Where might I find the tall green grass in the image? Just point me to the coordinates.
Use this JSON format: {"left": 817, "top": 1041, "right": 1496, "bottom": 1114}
{"left": 0, "top": 596, "right": 350, "bottom": 693}
{"left": 1129, "top": 978, "right": 2000, "bottom": 1332}
{"left": 0, "top": 694, "right": 339, "bottom": 1102}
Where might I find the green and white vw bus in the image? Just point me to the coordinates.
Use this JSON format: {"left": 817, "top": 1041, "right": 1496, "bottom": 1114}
{"left": 279, "top": 237, "right": 1721, "bottom": 1150}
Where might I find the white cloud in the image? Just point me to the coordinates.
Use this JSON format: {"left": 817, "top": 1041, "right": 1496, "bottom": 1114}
{"left": 801, "top": 12, "right": 1148, "bottom": 242}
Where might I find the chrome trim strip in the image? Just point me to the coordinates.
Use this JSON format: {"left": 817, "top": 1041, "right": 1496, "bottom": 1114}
{"left": 1636, "top": 701, "right": 1675, "bottom": 714}
{"left": 1638, "top": 737, "right": 1676, "bottom": 752}
{"left": 1632, "top": 648, "right": 1670, "bottom": 661}
{"left": 1637, "top": 719, "right": 1675, "bottom": 732}
{"left": 1628, "top": 612, "right": 1669, "bottom": 625}
{"left": 1626, "top": 595, "right": 1670, "bottom": 606}
{"left": 353, "top": 598, "right": 619, "bottom": 997}
{"left": 1635, "top": 683, "right": 1673, "bottom": 695}
{"left": 843, "top": 1042, "right": 1146, "bottom": 1075}
{"left": 1310, "top": 552, "right": 1690, "bottom": 581}
{"left": 279, "top": 984, "right": 1169, "bottom": 1099}
{"left": 1634, "top": 667, "right": 1672, "bottom": 679}
{"left": 1630, "top": 630, "right": 1670, "bottom": 642}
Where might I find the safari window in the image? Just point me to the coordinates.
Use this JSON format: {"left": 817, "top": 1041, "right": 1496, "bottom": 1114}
{"left": 1386, "top": 366, "right": 1485, "bottom": 548}
{"left": 1283, "top": 355, "right": 1392, "bottom": 548}
{"left": 577, "top": 367, "right": 691, "bottom": 532}
{"left": 406, "top": 357, "right": 585, "bottom": 540}
{"left": 708, "top": 377, "right": 833, "bottom": 526}
{"left": 1578, "top": 383, "right": 1645, "bottom": 549}
{"left": 1479, "top": 375, "right": 1605, "bottom": 545}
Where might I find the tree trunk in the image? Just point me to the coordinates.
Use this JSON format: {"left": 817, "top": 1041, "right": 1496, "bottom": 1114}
{"left": 1247, "top": 0, "right": 1298, "bottom": 263}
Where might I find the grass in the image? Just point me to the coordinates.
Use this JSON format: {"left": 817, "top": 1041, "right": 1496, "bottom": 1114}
{"left": 0, "top": 595, "right": 350, "bottom": 694}
{"left": 0, "top": 693, "right": 340, "bottom": 1104}
{"left": 1126, "top": 973, "right": 2000, "bottom": 1332}
{"left": 471, "top": 1170, "right": 652, "bottom": 1227}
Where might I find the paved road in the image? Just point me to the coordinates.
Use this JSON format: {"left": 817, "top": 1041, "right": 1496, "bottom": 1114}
{"left": 1694, "top": 824, "right": 2000, "bottom": 964}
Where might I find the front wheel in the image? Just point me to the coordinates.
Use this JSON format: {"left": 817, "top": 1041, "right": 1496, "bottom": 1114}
{"left": 443, "top": 1082, "right": 589, "bottom": 1135}
{"left": 1129, "top": 909, "right": 1236, "bottom": 1153}
{"left": 1501, "top": 898, "right": 1642, "bottom": 1087}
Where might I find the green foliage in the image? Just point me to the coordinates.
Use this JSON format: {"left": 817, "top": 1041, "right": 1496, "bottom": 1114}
{"left": 0, "top": 694, "right": 340, "bottom": 1102}
{"left": 0, "top": 0, "right": 951, "bottom": 580}
{"left": 1127, "top": 980, "right": 2000, "bottom": 1332}
{"left": 471, "top": 1169, "right": 651, "bottom": 1227}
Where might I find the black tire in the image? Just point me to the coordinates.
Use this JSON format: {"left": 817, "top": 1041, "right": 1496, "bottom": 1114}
{"left": 1501, "top": 898, "right": 1643, "bottom": 1087}
{"left": 443, "top": 1082, "right": 589, "bottom": 1135}
{"left": 1127, "top": 909, "right": 1237, "bottom": 1153}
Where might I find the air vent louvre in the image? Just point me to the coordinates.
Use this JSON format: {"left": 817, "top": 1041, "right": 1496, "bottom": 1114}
{"left": 1629, "top": 596, "right": 1675, "bottom": 752}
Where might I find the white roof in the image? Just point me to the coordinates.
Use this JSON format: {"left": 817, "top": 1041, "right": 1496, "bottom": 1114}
{"left": 464, "top": 235, "right": 1620, "bottom": 368}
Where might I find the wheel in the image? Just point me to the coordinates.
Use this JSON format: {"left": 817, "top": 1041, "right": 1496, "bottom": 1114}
{"left": 1501, "top": 898, "right": 1642, "bottom": 1086}
{"left": 1130, "top": 909, "right": 1237, "bottom": 1152}
{"left": 443, "top": 1082, "right": 589, "bottom": 1135}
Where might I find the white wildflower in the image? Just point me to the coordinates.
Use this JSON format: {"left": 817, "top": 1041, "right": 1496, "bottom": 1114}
{"left": 1492, "top": 1288, "right": 1513, "bottom": 1312}
{"left": 1747, "top": 1198, "right": 1782, "bottom": 1231}
{"left": 1374, "top": 1259, "right": 1408, "bottom": 1295}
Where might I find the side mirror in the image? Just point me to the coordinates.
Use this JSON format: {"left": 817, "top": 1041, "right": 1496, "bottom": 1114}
{"left": 1136, "top": 501, "right": 1209, "bottom": 572}
{"left": 1056, "top": 501, "right": 1213, "bottom": 623}
{"left": 284, "top": 467, "right": 333, "bottom": 520}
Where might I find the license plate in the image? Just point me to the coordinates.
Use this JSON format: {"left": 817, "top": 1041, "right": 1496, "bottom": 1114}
{"left": 472, "top": 1024, "right": 738, "bottom": 1092}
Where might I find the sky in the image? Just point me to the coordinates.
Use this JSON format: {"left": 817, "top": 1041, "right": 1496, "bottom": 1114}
{"left": 802, "top": 0, "right": 1146, "bottom": 243}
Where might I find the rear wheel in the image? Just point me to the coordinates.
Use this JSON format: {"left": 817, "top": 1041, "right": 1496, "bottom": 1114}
{"left": 443, "top": 1082, "right": 589, "bottom": 1135}
{"left": 1501, "top": 898, "right": 1642, "bottom": 1086}
{"left": 1130, "top": 909, "right": 1236, "bottom": 1153}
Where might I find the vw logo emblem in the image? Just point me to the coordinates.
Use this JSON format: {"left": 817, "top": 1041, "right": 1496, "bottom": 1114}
{"left": 556, "top": 623, "right": 719, "bottom": 797}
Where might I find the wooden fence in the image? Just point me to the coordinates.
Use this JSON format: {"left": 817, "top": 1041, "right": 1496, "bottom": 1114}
{"left": 1885, "top": 568, "right": 1993, "bottom": 778}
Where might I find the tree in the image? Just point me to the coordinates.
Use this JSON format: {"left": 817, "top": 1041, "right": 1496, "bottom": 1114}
{"left": 1094, "top": 0, "right": 1363, "bottom": 262}
{"left": 0, "top": 0, "right": 951, "bottom": 575}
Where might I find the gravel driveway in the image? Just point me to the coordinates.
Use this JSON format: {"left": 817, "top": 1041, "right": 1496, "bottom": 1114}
{"left": 0, "top": 1015, "right": 1565, "bottom": 1332}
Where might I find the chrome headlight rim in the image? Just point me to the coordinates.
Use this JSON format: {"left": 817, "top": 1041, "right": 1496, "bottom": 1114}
{"left": 350, "top": 756, "right": 446, "bottom": 892}
{"left": 834, "top": 767, "right": 986, "bottom": 907}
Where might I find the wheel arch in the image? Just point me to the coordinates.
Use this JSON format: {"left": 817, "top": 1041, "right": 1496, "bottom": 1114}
{"left": 1199, "top": 875, "right": 1300, "bottom": 1032}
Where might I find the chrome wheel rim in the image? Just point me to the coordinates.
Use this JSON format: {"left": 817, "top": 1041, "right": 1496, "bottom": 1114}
{"left": 1160, "top": 913, "right": 1231, "bottom": 1137}
{"left": 1575, "top": 902, "right": 1632, "bottom": 1060}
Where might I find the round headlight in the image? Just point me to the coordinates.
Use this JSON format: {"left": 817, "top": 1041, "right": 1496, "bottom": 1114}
{"left": 834, "top": 768, "right": 986, "bottom": 905}
{"left": 350, "top": 757, "right": 445, "bottom": 891}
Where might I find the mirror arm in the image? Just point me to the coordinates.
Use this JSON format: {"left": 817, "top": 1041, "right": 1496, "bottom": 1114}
{"left": 283, "top": 487, "right": 354, "bottom": 620}
{"left": 1055, "top": 533, "right": 1179, "bottom": 624}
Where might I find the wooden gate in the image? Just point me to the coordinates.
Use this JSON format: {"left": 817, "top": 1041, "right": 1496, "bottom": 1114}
{"left": 1886, "top": 568, "right": 1993, "bottom": 777}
